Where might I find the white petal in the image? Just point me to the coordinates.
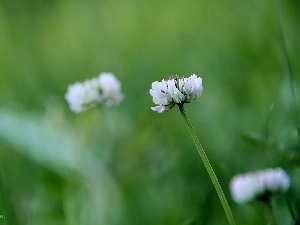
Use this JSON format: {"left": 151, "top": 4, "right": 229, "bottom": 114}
{"left": 167, "top": 79, "right": 184, "bottom": 103}
{"left": 98, "top": 72, "right": 124, "bottom": 105}
{"left": 150, "top": 80, "right": 172, "bottom": 105}
{"left": 151, "top": 105, "right": 169, "bottom": 113}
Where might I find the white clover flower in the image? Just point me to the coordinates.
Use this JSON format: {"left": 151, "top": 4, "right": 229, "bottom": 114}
{"left": 229, "top": 167, "right": 290, "bottom": 204}
{"left": 65, "top": 72, "right": 123, "bottom": 113}
{"left": 98, "top": 73, "right": 124, "bottom": 106}
{"left": 150, "top": 74, "right": 203, "bottom": 113}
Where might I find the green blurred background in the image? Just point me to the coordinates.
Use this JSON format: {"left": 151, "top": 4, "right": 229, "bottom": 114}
{"left": 0, "top": 0, "right": 299, "bottom": 224}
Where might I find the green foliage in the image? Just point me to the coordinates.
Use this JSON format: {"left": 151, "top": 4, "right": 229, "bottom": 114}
{"left": 0, "top": 0, "right": 299, "bottom": 224}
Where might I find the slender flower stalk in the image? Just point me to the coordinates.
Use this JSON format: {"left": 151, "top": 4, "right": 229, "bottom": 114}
{"left": 179, "top": 104, "right": 236, "bottom": 225}
{"left": 150, "top": 74, "right": 235, "bottom": 225}
{"left": 265, "top": 199, "right": 278, "bottom": 225}
{"left": 284, "top": 195, "right": 297, "bottom": 224}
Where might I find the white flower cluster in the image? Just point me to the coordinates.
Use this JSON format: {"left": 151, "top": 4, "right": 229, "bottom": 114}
{"left": 229, "top": 167, "right": 290, "bottom": 204}
{"left": 150, "top": 74, "right": 203, "bottom": 113}
{"left": 65, "top": 72, "right": 123, "bottom": 113}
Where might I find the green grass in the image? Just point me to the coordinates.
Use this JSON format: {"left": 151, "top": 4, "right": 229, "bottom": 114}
{"left": 0, "top": 0, "right": 299, "bottom": 224}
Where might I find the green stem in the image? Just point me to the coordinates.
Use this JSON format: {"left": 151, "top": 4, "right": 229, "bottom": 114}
{"left": 265, "top": 103, "right": 275, "bottom": 166}
{"left": 284, "top": 194, "right": 296, "bottom": 223}
{"left": 277, "top": 0, "right": 299, "bottom": 130}
{"left": 266, "top": 199, "right": 278, "bottom": 225}
{"left": 179, "top": 105, "right": 236, "bottom": 225}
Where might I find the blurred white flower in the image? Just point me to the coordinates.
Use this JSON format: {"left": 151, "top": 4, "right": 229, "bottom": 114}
{"left": 229, "top": 167, "right": 290, "bottom": 204}
{"left": 150, "top": 74, "right": 203, "bottom": 113}
{"left": 65, "top": 72, "right": 123, "bottom": 113}
{"left": 98, "top": 73, "right": 124, "bottom": 106}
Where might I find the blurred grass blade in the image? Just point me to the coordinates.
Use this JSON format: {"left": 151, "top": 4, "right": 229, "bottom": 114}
{"left": 0, "top": 107, "right": 82, "bottom": 176}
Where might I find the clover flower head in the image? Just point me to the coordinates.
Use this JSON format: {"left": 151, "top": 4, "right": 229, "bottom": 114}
{"left": 65, "top": 72, "right": 123, "bottom": 113}
{"left": 150, "top": 74, "right": 203, "bottom": 113}
{"left": 229, "top": 167, "right": 290, "bottom": 204}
